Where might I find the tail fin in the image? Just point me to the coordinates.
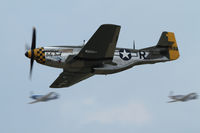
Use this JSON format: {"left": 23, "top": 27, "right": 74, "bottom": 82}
{"left": 157, "top": 32, "right": 180, "bottom": 60}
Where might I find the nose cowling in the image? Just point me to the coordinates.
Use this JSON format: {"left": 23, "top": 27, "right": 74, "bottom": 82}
{"left": 25, "top": 51, "right": 28, "bottom": 57}
{"left": 25, "top": 50, "right": 32, "bottom": 58}
{"left": 25, "top": 48, "right": 46, "bottom": 64}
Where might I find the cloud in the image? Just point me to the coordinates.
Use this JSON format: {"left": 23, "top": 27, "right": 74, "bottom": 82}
{"left": 84, "top": 101, "right": 151, "bottom": 125}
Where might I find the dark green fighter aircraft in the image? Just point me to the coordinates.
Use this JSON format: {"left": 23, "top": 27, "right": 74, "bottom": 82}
{"left": 25, "top": 24, "right": 179, "bottom": 88}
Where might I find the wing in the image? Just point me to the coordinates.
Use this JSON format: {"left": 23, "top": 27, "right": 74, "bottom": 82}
{"left": 182, "top": 94, "right": 193, "bottom": 101}
{"left": 29, "top": 99, "right": 42, "bottom": 104}
{"left": 50, "top": 24, "right": 120, "bottom": 88}
{"left": 50, "top": 71, "right": 94, "bottom": 88}
{"left": 75, "top": 24, "right": 121, "bottom": 61}
{"left": 167, "top": 100, "right": 178, "bottom": 103}
{"left": 41, "top": 92, "right": 54, "bottom": 99}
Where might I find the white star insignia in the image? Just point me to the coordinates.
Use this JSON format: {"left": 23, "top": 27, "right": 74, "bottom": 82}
{"left": 121, "top": 49, "right": 130, "bottom": 59}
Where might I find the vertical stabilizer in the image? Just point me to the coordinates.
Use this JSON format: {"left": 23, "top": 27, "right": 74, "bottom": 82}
{"left": 157, "top": 32, "right": 180, "bottom": 60}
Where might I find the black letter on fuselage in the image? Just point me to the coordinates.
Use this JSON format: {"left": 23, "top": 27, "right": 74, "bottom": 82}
{"left": 139, "top": 51, "right": 146, "bottom": 59}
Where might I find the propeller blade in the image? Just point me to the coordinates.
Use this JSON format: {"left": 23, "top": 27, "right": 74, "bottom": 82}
{"left": 30, "top": 54, "right": 34, "bottom": 79}
{"left": 25, "top": 27, "right": 36, "bottom": 79}
{"left": 29, "top": 27, "right": 36, "bottom": 79}
{"left": 31, "top": 27, "right": 36, "bottom": 50}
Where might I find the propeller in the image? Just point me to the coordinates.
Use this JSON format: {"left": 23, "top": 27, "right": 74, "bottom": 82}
{"left": 30, "top": 27, "right": 36, "bottom": 79}
{"left": 25, "top": 27, "right": 36, "bottom": 79}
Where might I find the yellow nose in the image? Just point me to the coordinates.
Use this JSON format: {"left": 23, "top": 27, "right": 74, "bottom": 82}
{"left": 25, "top": 50, "right": 32, "bottom": 58}
{"left": 25, "top": 48, "right": 46, "bottom": 64}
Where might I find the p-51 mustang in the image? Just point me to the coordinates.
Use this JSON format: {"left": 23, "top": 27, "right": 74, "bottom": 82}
{"left": 29, "top": 92, "right": 59, "bottom": 104}
{"left": 168, "top": 91, "right": 198, "bottom": 103}
{"left": 25, "top": 24, "right": 180, "bottom": 88}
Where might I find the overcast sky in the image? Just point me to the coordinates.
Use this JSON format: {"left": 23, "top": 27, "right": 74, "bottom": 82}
{"left": 0, "top": 0, "right": 200, "bottom": 133}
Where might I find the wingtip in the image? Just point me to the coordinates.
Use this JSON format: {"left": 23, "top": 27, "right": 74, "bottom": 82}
{"left": 100, "top": 24, "right": 121, "bottom": 28}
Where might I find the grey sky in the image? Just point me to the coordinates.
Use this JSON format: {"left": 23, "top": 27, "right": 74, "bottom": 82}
{"left": 0, "top": 0, "right": 200, "bottom": 133}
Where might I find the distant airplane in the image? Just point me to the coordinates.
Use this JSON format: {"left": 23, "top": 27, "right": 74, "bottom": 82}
{"left": 168, "top": 91, "right": 198, "bottom": 103}
{"left": 29, "top": 92, "right": 59, "bottom": 104}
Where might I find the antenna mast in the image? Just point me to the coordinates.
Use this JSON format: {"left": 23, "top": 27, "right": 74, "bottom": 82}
{"left": 133, "top": 40, "right": 135, "bottom": 49}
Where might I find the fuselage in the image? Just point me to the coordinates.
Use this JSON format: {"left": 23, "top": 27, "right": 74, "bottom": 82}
{"left": 169, "top": 93, "right": 198, "bottom": 101}
{"left": 25, "top": 45, "right": 170, "bottom": 75}
{"left": 30, "top": 92, "right": 59, "bottom": 101}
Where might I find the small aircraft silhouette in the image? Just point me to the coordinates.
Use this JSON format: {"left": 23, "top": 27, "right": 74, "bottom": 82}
{"left": 168, "top": 91, "right": 198, "bottom": 103}
{"left": 29, "top": 92, "right": 59, "bottom": 104}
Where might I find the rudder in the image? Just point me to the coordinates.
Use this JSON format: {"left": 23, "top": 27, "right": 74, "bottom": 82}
{"left": 157, "top": 32, "right": 179, "bottom": 60}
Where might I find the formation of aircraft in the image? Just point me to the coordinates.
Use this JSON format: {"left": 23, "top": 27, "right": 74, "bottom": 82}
{"left": 168, "top": 91, "right": 198, "bottom": 103}
{"left": 25, "top": 24, "right": 180, "bottom": 88}
{"left": 29, "top": 92, "right": 59, "bottom": 104}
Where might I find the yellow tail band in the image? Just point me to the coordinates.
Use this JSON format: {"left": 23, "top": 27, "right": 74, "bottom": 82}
{"left": 167, "top": 32, "right": 180, "bottom": 60}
